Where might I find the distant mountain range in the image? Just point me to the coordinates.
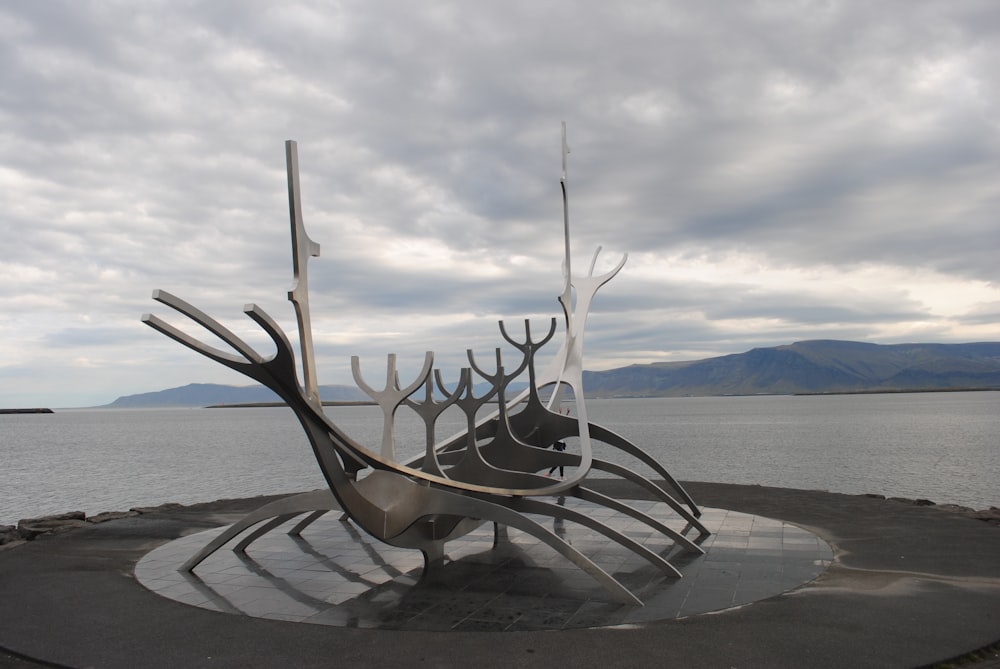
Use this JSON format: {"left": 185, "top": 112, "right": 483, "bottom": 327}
{"left": 104, "top": 340, "right": 1000, "bottom": 407}
{"left": 582, "top": 340, "right": 1000, "bottom": 397}
{"left": 104, "top": 383, "right": 368, "bottom": 408}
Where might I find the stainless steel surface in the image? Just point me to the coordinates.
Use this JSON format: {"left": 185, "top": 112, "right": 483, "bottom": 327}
{"left": 352, "top": 352, "right": 434, "bottom": 460}
{"left": 143, "top": 132, "right": 709, "bottom": 605}
{"left": 285, "top": 141, "right": 322, "bottom": 407}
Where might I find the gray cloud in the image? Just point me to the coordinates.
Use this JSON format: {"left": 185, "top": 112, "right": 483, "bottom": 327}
{"left": 1, "top": 1, "right": 998, "bottom": 406}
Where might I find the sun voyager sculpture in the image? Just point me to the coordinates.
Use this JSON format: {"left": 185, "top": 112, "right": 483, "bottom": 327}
{"left": 143, "top": 126, "right": 709, "bottom": 605}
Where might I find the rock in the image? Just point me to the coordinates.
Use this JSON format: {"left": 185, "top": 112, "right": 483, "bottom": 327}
{"left": 936, "top": 503, "right": 975, "bottom": 514}
{"left": 18, "top": 511, "right": 86, "bottom": 524}
{"left": 1, "top": 525, "right": 18, "bottom": 545}
{"left": 129, "top": 503, "right": 187, "bottom": 514}
{"left": 87, "top": 511, "right": 139, "bottom": 524}
{"left": 861, "top": 493, "right": 886, "bottom": 500}
{"left": 886, "top": 497, "right": 937, "bottom": 506}
{"left": 969, "top": 508, "right": 1000, "bottom": 527}
{"left": 17, "top": 519, "right": 89, "bottom": 539}
{"left": 931, "top": 505, "right": 1000, "bottom": 527}
{"left": 17, "top": 512, "right": 88, "bottom": 540}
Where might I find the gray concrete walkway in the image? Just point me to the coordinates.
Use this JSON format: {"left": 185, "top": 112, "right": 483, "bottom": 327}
{"left": 1, "top": 482, "right": 998, "bottom": 668}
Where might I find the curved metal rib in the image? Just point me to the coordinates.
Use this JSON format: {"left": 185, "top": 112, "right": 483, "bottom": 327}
{"left": 234, "top": 513, "right": 307, "bottom": 553}
{"left": 288, "top": 509, "right": 332, "bottom": 536}
{"left": 587, "top": 422, "right": 701, "bottom": 517}
{"left": 507, "top": 496, "right": 682, "bottom": 579}
{"left": 575, "top": 486, "right": 703, "bottom": 555}
{"left": 180, "top": 489, "right": 339, "bottom": 571}
{"left": 377, "top": 478, "right": 644, "bottom": 606}
{"left": 591, "top": 459, "right": 708, "bottom": 535}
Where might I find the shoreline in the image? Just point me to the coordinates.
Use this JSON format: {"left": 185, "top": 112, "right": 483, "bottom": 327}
{"left": 2, "top": 481, "right": 999, "bottom": 668}
{"left": 53, "top": 386, "right": 1000, "bottom": 410}
{"left": 793, "top": 386, "right": 1000, "bottom": 396}
{"left": 3, "top": 485, "right": 996, "bottom": 551}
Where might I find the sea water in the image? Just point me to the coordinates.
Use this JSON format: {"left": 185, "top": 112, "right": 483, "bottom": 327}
{"left": 2, "top": 392, "right": 997, "bottom": 525}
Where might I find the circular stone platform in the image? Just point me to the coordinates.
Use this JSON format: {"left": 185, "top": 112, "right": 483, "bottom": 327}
{"left": 136, "top": 498, "right": 832, "bottom": 631}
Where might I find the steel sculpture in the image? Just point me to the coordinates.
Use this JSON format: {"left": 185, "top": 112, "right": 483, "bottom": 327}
{"left": 143, "top": 127, "right": 709, "bottom": 605}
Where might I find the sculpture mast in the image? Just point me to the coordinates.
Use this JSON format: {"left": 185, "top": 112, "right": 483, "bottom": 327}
{"left": 560, "top": 121, "right": 572, "bottom": 308}
{"left": 285, "top": 140, "right": 322, "bottom": 407}
{"left": 548, "top": 122, "right": 574, "bottom": 411}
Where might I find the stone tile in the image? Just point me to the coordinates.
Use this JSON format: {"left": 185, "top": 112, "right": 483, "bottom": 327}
{"left": 135, "top": 504, "right": 833, "bottom": 631}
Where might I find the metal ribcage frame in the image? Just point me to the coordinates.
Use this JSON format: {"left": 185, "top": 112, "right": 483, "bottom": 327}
{"left": 141, "top": 135, "right": 711, "bottom": 605}
{"left": 145, "top": 291, "right": 651, "bottom": 604}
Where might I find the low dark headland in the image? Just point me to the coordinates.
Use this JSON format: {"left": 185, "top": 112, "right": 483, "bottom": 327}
{"left": 0, "top": 408, "right": 53, "bottom": 414}
{"left": 205, "top": 401, "right": 376, "bottom": 408}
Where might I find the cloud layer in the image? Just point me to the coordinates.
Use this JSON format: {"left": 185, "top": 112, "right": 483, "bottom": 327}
{"left": 2, "top": 1, "right": 998, "bottom": 407}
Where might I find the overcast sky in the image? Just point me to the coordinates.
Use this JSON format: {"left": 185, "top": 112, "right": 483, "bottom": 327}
{"left": 2, "top": 1, "right": 998, "bottom": 408}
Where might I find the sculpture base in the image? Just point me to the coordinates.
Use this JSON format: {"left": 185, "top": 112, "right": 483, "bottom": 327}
{"left": 135, "top": 500, "right": 833, "bottom": 632}
{"left": 136, "top": 497, "right": 831, "bottom": 630}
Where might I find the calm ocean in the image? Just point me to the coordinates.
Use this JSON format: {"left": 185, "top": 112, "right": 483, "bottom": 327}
{"left": 2, "top": 391, "right": 997, "bottom": 525}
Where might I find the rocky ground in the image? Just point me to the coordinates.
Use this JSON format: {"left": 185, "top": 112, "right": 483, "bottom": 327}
{"left": 1, "top": 495, "right": 291, "bottom": 550}
{"left": 4, "top": 491, "right": 997, "bottom": 551}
